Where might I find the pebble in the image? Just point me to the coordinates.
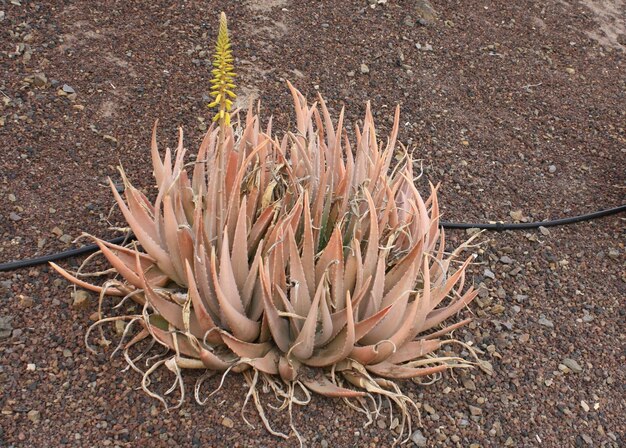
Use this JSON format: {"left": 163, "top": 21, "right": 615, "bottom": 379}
{"left": 33, "top": 73, "right": 47, "bottom": 88}
{"left": 221, "top": 416, "right": 234, "bottom": 428}
{"left": 539, "top": 226, "right": 550, "bottom": 236}
{"left": 52, "top": 227, "right": 63, "bottom": 236}
{"left": 63, "top": 349, "right": 72, "bottom": 358}
{"left": 607, "top": 249, "right": 619, "bottom": 259}
{"left": 463, "top": 378, "right": 476, "bottom": 391}
{"left": 548, "top": 164, "right": 557, "bottom": 173}
{"left": 562, "top": 358, "right": 583, "bottom": 373}
{"left": 72, "top": 290, "right": 90, "bottom": 309}
{"left": 0, "top": 317, "right": 13, "bottom": 340}
{"left": 415, "top": 0, "right": 437, "bottom": 25}
{"left": 509, "top": 210, "right": 524, "bottom": 221}
{"left": 500, "top": 256, "right": 513, "bottom": 264}
{"left": 580, "top": 400, "right": 590, "bottom": 412}
{"left": 469, "top": 405, "right": 482, "bottom": 416}
{"left": 8, "top": 193, "right": 16, "bottom": 202}
{"left": 565, "top": 67, "right": 575, "bottom": 74}
{"left": 519, "top": 333, "right": 530, "bottom": 343}
{"left": 360, "top": 63, "right": 370, "bottom": 74}
{"left": 416, "top": 43, "right": 433, "bottom": 51}
{"left": 103, "top": 134, "right": 118, "bottom": 145}
{"left": 9, "top": 212, "right": 22, "bottom": 221}
{"left": 59, "top": 234, "right": 73, "bottom": 244}
{"left": 538, "top": 316, "right": 554, "bottom": 328}
{"left": 410, "top": 429, "right": 427, "bottom": 447}
{"left": 19, "top": 295, "right": 34, "bottom": 308}
{"left": 62, "top": 84, "right": 75, "bottom": 94}
{"left": 483, "top": 269, "right": 495, "bottom": 280}
{"left": 27, "top": 410, "right": 40, "bottom": 423}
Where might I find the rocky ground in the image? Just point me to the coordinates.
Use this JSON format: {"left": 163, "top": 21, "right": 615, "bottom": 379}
{"left": 0, "top": 0, "right": 624, "bottom": 447}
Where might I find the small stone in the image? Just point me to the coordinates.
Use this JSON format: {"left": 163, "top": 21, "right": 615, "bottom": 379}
{"left": 103, "top": 134, "right": 118, "bottom": 145}
{"left": 63, "top": 349, "right": 72, "bottom": 358}
{"left": 607, "top": 249, "right": 619, "bottom": 259}
{"left": 321, "top": 441, "right": 329, "bottom": 448}
{"left": 491, "top": 304, "right": 505, "bottom": 314}
{"left": 59, "top": 234, "right": 72, "bottom": 244}
{"left": 0, "top": 317, "right": 13, "bottom": 340}
{"left": 548, "top": 164, "right": 557, "bottom": 173}
{"left": 360, "top": 63, "right": 370, "bottom": 74}
{"left": 410, "top": 429, "right": 427, "bottom": 447}
{"left": 33, "top": 73, "right": 47, "bottom": 88}
{"left": 403, "top": 16, "right": 415, "bottom": 27}
{"left": 469, "top": 405, "right": 482, "bottom": 416}
{"left": 51, "top": 227, "right": 63, "bottom": 236}
{"left": 510, "top": 210, "right": 524, "bottom": 221}
{"left": 581, "top": 434, "right": 593, "bottom": 445}
{"left": 500, "top": 256, "right": 513, "bottom": 264}
{"left": 62, "top": 84, "right": 75, "bottom": 94}
{"left": 565, "top": 67, "right": 575, "bottom": 74}
{"left": 423, "top": 403, "right": 435, "bottom": 414}
{"left": 580, "top": 400, "right": 590, "bottom": 412}
{"left": 562, "top": 358, "right": 583, "bottom": 373}
{"left": 19, "top": 295, "right": 34, "bottom": 308}
{"left": 539, "top": 226, "right": 550, "bottom": 236}
{"left": 9, "top": 212, "right": 21, "bottom": 221}
{"left": 458, "top": 418, "right": 470, "bottom": 428}
{"left": 466, "top": 227, "right": 481, "bottom": 236}
{"left": 377, "top": 419, "right": 387, "bottom": 429}
{"left": 27, "top": 363, "right": 36, "bottom": 371}
{"left": 72, "top": 290, "right": 90, "bottom": 310}
{"left": 8, "top": 193, "right": 16, "bottom": 202}
{"left": 221, "top": 416, "right": 234, "bottom": 428}
{"left": 538, "top": 316, "right": 554, "bottom": 328}
{"left": 462, "top": 378, "right": 476, "bottom": 391}
{"left": 115, "top": 320, "right": 126, "bottom": 335}
{"left": 483, "top": 269, "right": 495, "bottom": 280}
{"left": 347, "top": 70, "right": 355, "bottom": 77}
{"left": 519, "top": 333, "right": 530, "bottom": 343}
{"left": 27, "top": 410, "right": 40, "bottom": 423}
{"left": 415, "top": 0, "right": 437, "bottom": 25}
{"left": 415, "top": 42, "right": 433, "bottom": 51}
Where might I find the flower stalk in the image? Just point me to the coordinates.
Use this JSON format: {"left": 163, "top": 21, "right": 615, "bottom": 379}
{"left": 208, "top": 12, "right": 236, "bottom": 129}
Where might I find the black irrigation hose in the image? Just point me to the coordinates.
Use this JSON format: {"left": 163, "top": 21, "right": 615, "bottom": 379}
{"left": 1, "top": 204, "right": 624, "bottom": 273}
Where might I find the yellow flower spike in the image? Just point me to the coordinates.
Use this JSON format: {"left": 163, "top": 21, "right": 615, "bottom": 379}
{"left": 208, "top": 12, "right": 236, "bottom": 127}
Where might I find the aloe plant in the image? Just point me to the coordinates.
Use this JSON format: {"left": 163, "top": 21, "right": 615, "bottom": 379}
{"left": 51, "top": 12, "right": 485, "bottom": 446}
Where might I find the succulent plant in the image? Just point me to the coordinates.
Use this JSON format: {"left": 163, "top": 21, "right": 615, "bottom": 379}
{"left": 51, "top": 13, "right": 485, "bottom": 446}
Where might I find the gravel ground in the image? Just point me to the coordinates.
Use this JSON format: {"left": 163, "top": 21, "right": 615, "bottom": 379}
{"left": 1, "top": 1, "right": 624, "bottom": 447}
